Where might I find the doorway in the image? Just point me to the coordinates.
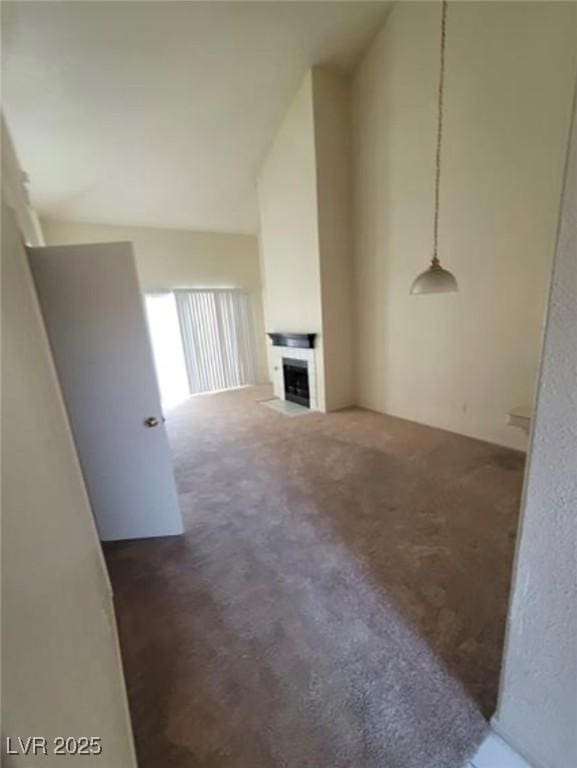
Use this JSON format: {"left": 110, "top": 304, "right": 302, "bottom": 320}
{"left": 145, "top": 288, "right": 258, "bottom": 408}
{"left": 145, "top": 293, "right": 189, "bottom": 409}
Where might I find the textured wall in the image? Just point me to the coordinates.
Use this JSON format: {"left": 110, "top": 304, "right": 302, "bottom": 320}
{"left": 495, "top": 95, "right": 577, "bottom": 768}
{"left": 2, "top": 203, "right": 137, "bottom": 766}
{"left": 351, "top": 1, "right": 576, "bottom": 449}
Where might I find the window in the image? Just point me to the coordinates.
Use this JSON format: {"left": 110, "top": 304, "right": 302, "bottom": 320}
{"left": 145, "top": 289, "right": 257, "bottom": 408}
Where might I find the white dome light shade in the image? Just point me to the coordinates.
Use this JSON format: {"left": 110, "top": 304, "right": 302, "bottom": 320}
{"left": 410, "top": 261, "right": 458, "bottom": 294}
{"left": 410, "top": 1, "right": 460, "bottom": 297}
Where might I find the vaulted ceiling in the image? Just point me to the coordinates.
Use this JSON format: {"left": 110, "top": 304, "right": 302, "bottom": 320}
{"left": 3, "top": 1, "right": 391, "bottom": 233}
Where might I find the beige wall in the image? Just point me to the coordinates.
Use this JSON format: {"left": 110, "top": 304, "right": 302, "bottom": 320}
{"left": 313, "top": 69, "right": 354, "bottom": 411}
{"left": 351, "top": 1, "right": 576, "bottom": 449}
{"left": 1, "top": 115, "right": 44, "bottom": 246}
{"left": 42, "top": 219, "right": 269, "bottom": 383}
{"left": 495, "top": 92, "right": 577, "bottom": 768}
{"left": 258, "top": 68, "right": 353, "bottom": 411}
{"left": 2, "top": 201, "right": 136, "bottom": 763}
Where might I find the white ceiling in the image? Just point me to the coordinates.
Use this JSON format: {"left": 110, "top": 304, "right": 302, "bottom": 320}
{"left": 3, "top": 1, "right": 391, "bottom": 234}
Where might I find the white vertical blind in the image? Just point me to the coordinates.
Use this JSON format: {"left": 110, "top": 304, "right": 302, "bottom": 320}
{"left": 174, "top": 289, "right": 257, "bottom": 394}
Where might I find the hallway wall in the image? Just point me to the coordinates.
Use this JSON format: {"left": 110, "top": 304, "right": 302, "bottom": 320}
{"left": 2, "top": 187, "right": 136, "bottom": 766}
{"left": 495, "top": 91, "right": 577, "bottom": 768}
{"left": 351, "top": 1, "right": 576, "bottom": 449}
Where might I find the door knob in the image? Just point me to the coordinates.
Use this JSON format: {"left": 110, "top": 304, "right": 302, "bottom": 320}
{"left": 144, "top": 416, "right": 160, "bottom": 428}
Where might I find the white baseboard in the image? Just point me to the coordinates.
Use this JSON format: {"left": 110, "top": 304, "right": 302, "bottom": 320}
{"left": 468, "top": 729, "right": 534, "bottom": 768}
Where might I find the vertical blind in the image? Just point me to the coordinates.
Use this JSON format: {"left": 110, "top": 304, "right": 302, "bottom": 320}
{"left": 174, "top": 289, "right": 257, "bottom": 394}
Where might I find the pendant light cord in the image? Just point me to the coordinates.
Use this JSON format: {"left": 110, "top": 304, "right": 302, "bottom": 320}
{"left": 432, "top": 0, "right": 447, "bottom": 269}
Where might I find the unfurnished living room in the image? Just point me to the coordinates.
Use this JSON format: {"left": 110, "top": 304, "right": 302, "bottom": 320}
{"left": 2, "top": 2, "right": 576, "bottom": 768}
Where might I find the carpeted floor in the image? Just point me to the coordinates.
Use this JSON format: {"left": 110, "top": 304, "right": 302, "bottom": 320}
{"left": 104, "top": 385, "right": 524, "bottom": 768}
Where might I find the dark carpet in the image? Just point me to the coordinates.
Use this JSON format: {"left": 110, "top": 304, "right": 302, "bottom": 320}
{"left": 104, "top": 385, "right": 524, "bottom": 768}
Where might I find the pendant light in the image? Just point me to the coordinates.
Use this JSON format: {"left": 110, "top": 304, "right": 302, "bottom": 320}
{"left": 410, "top": 0, "right": 458, "bottom": 295}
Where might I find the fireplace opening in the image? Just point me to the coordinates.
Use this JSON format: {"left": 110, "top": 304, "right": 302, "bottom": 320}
{"left": 282, "top": 357, "right": 310, "bottom": 408}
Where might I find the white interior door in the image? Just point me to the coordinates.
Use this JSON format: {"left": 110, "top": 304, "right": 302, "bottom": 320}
{"left": 28, "top": 241, "right": 184, "bottom": 541}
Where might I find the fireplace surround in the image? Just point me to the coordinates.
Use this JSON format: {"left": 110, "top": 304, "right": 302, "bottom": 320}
{"left": 268, "top": 332, "right": 318, "bottom": 410}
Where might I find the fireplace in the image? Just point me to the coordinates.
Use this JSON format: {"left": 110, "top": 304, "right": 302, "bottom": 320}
{"left": 268, "top": 333, "right": 317, "bottom": 410}
{"left": 282, "top": 357, "right": 310, "bottom": 408}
